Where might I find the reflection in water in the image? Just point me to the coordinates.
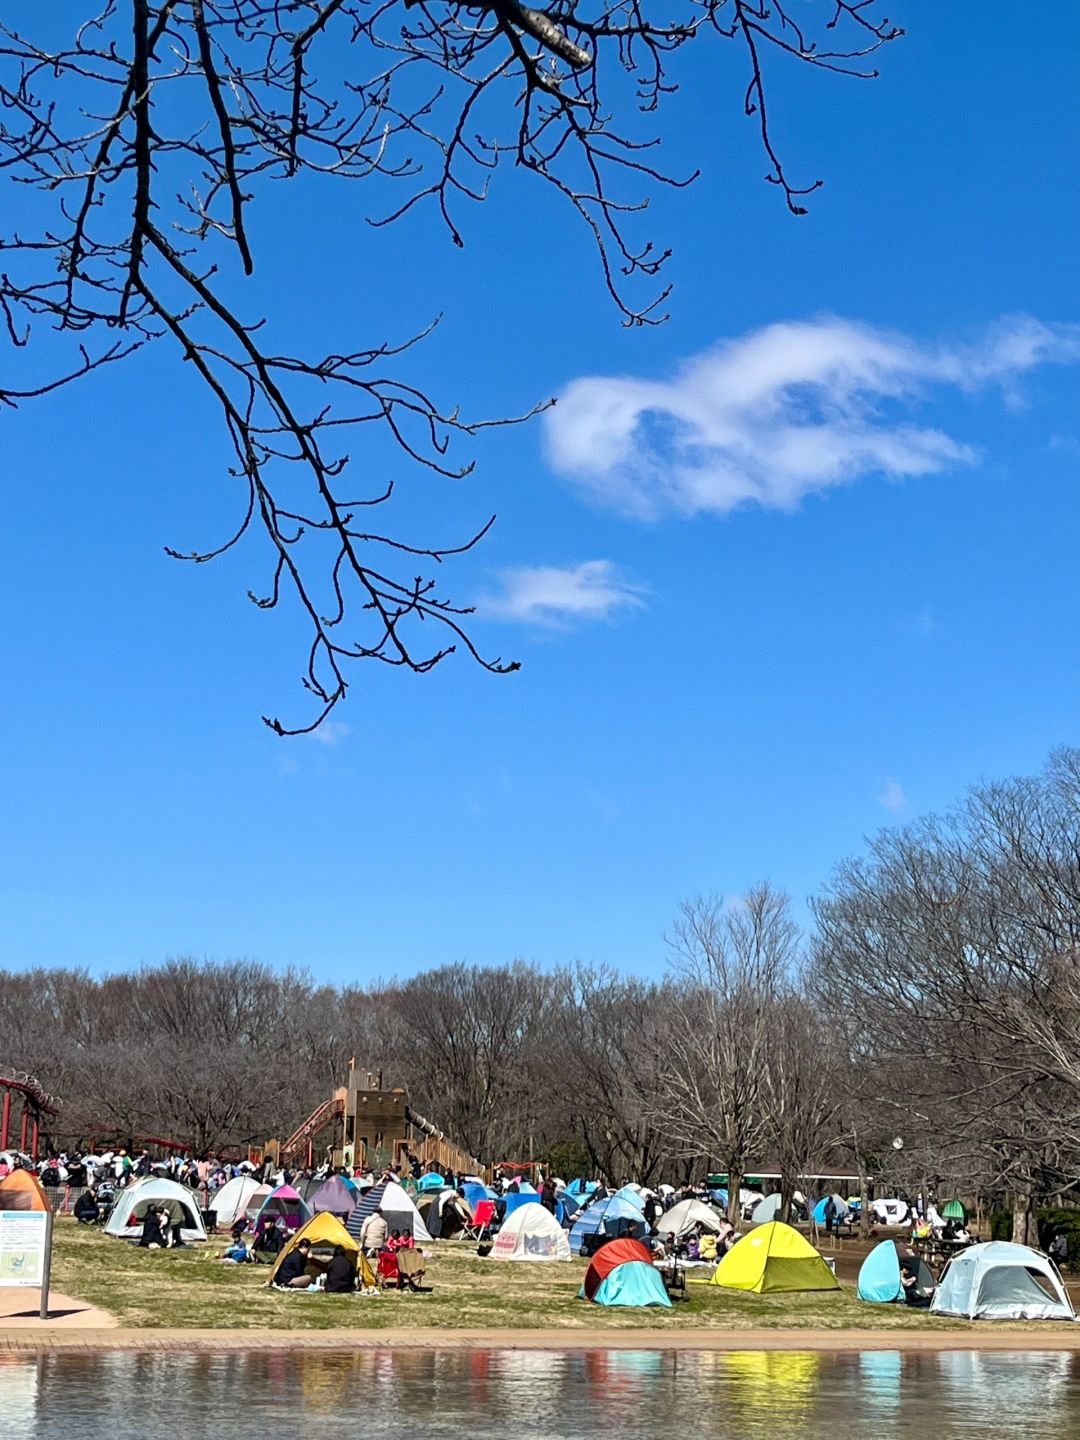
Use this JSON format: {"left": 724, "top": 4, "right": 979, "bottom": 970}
{"left": 15, "top": 1347, "right": 1080, "bottom": 1439}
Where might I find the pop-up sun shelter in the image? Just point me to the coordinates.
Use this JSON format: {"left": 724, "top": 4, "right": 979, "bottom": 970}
{"left": 310, "top": 1175, "right": 357, "bottom": 1219}
{"left": 345, "top": 1179, "right": 432, "bottom": 1242}
{"left": 580, "top": 1238, "right": 671, "bottom": 1307}
{"left": 655, "top": 1198, "right": 724, "bottom": 1239}
{"left": 0, "top": 1169, "right": 49, "bottom": 1212}
{"left": 253, "top": 1184, "right": 311, "bottom": 1237}
{"left": 491, "top": 1202, "right": 571, "bottom": 1261}
{"left": 811, "top": 1194, "right": 850, "bottom": 1225}
{"left": 105, "top": 1177, "right": 208, "bottom": 1243}
{"left": 710, "top": 1221, "right": 839, "bottom": 1294}
{"left": 930, "top": 1241, "right": 1075, "bottom": 1321}
{"left": 211, "top": 1175, "right": 262, "bottom": 1228}
{"left": 751, "top": 1193, "right": 783, "bottom": 1225}
{"left": 858, "top": 1240, "right": 935, "bottom": 1304}
{"left": 269, "top": 1211, "right": 376, "bottom": 1287}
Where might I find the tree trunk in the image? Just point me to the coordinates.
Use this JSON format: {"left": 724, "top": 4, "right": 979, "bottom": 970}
{"left": 727, "top": 1167, "right": 743, "bottom": 1227}
{"left": 859, "top": 1168, "right": 871, "bottom": 1241}
{"left": 779, "top": 1173, "right": 793, "bottom": 1225}
{"left": 1011, "top": 1191, "right": 1033, "bottom": 1246}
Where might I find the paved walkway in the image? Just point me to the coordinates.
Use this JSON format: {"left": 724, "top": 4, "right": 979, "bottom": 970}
{"left": 0, "top": 1289, "right": 116, "bottom": 1329}
{"left": 4, "top": 1325, "right": 1080, "bottom": 1353}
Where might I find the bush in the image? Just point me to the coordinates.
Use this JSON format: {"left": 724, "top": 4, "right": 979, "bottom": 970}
{"left": 988, "top": 1207, "right": 1080, "bottom": 1265}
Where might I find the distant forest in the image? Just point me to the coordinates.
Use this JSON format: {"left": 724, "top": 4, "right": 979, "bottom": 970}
{"left": 4, "top": 749, "right": 1079, "bottom": 1243}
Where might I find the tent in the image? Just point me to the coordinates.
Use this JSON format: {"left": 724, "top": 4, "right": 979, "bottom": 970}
{"left": 556, "top": 1192, "right": 581, "bottom": 1226}
{"left": 566, "top": 1179, "right": 599, "bottom": 1199}
{"left": 211, "top": 1175, "right": 262, "bottom": 1228}
{"left": 942, "top": 1199, "right": 967, "bottom": 1222}
{"left": 491, "top": 1202, "right": 571, "bottom": 1261}
{"left": 710, "top": 1221, "right": 839, "bottom": 1294}
{"left": 269, "top": 1211, "right": 376, "bottom": 1287}
{"left": 417, "top": 1171, "right": 447, "bottom": 1192}
{"left": 463, "top": 1181, "right": 495, "bottom": 1210}
{"left": 871, "top": 1198, "right": 909, "bottom": 1226}
{"left": 655, "top": 1198, "right": 724, "bottom": 1239}
{"left": 751, "top": 1193, "right": 783, "bottom": 1225}
{"left": 417, "top": 1189, "right": 473, "bottom": 1239}
{"left": 811, "top": 1193, "right": 850, "bottom": 1225}
{"left": 244, "top": 1184, "right": 272, "bottom": 1222}
{"left": 252, "top": 1184, "right": 311, "bottom": 1237}
{"left": 0, "top": 1169, "right": 49, "bottom": 1212}
{"left": 104, "top": 1177, "right": 208, "bottom": 1243}
{"left": 612, "top": 1185, "right": 646, "bottom": 1210}
{"left": 930, "top": 1241, "right": 1075, "bottom": 1321}
{"left": 568, "top": 1195, "right": 648, "bottom": 1254}
{"left": 345, "top": 1179, "right": 432, "bottom": 1242}
{"left": 580, "top": 1238, "right": 672, "bottom": 1308}
{"left": 857, "top": 1240, "right": 935, "bottom": 1304}
{"left": 310, "top": 1175, "right": 357, "bottom": 1219}
{"left": 503, "top": 1190, "right": 542, "bottom": 1217}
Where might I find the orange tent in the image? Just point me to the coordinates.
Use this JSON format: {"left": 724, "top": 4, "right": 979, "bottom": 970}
{"left": 0, "top": 1168, "right": 50, "bottom": 1212}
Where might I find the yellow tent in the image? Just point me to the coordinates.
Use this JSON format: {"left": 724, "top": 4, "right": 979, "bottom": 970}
{"left": 710, "top": 1221, "right": 839, "bottom": 1294}
{"left": 269, "top": 1211, "right": 375, "bottom": 1287}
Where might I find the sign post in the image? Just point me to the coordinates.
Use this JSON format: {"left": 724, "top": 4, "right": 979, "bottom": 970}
{"left": 38, "top": 1209, "right": 54, "bottom": 1319}
{"left": 0, "top": 1208, "right": 52, "bottom": 1318}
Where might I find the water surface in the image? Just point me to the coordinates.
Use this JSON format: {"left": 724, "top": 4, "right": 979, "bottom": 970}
{"left": 3, "top": 1347, "right": 1079, "bottom": 1439}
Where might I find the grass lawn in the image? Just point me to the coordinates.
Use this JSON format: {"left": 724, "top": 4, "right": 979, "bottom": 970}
{"left": 50, "top": 1221, "right": 974, "bottom": 1332}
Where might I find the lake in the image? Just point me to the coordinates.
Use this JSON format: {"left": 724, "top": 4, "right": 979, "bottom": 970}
{"left": 3, "top": 1347, "right": 1078, "bottom": 1438}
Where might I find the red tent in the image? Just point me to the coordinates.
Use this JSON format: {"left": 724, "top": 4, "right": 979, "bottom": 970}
{"left": 581, "top": 1237, "right": 654, "bottom": 1301}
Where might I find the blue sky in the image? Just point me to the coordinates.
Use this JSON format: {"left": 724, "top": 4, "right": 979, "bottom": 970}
{"left": 1, "top": 2, "right": 1077, "bottom": 981}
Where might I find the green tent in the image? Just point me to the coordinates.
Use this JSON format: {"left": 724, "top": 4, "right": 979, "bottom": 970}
{"left": 942, "top": 1199, "right": 966, "bottom": 1221}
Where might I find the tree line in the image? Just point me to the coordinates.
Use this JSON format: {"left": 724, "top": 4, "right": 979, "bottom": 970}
{"left": 3, "top": 748, "right": 1078, "bottom": 1238}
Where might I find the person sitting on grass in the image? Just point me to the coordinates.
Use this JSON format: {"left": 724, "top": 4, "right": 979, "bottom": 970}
{"left": 275, "top": 1239, "right": 314, "bottom": 1289}
{"left": 74, "top": 1187, "right": 100, "bottom": 1225}
{"left": 218, "top": 1238, "right": 254, "bottom": 1264}
{"left": 324, "top": 1245, "right": 356, "bottom": 1294}
{"left": 138, "top": 1208, "right": 166, "bottom": 1249}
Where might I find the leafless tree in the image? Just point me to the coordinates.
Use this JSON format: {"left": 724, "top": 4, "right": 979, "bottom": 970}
{"left": 0, "top": 3, "right": 901, "bottom": 731}
{"left": 658, "top": 885, "right": 797, "bottom": 1221}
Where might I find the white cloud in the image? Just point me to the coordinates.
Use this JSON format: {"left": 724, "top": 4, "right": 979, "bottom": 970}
{"left": 309, "top": 720, "right": 351, "bottom": 747}
{"left": 481, "top": 560, "right": 648, "bottom": 628}
{"left": 878, "top": 779, "right": 908, "bottom": 813}
{"left": 545, "top": 316, "right": 1080, "bottom": 519}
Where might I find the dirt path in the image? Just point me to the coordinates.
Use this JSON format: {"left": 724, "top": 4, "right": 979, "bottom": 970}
{"left": 3, "top": 1324, "right": 1080, "bottom": 1353}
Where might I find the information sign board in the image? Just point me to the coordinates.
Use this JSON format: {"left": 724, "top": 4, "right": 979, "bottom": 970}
{"left": 0, "top": 1211, "right": 49, "bottom": 1287}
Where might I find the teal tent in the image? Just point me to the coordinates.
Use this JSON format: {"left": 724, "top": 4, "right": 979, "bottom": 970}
{"left": 590, "top": 1261, "right": 672, "bottom": 1307}
{"left": 418, "top": 1171, "right": 446, "bottom": 1192}
{"left": 942, "top": 1199, "right": 967, "bottom": 1221}
{"left": 858, "top": 1240, "right": 935, "bottom": 1304}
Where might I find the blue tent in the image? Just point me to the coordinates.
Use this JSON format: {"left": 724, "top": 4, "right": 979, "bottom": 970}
{"left": 612, "top": 1185, "right": 646, "bottom": 1210}
{"left": 589, "top": 1262, "right": 672, "bottom": 1308}
{"left": 858, "top": 1240, "right": 935, "bottom": 1304}
{"left": 812, "top": 1194, "right": 849, "bottom": 1225}
{"left": 567, "top": 1179, "right": 599, "bottom": 1199}
{"left": 417, "top": 1171, "right": 446, "bottom": 1192}
{"left": 556, "top": 1192, "right": 582, "bottom": 1226}
{"left": 503, "top": 1191, "right": 542, "bottom": 1216}
{"left": 568, "top": 1196, "right": 648, "bottom": 1254}
{"left": 463, "top": 1181, "right": 494, "bottom": 1210}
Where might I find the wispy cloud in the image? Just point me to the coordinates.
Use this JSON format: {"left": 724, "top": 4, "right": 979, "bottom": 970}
{"left": 309, "top": 720, "right": 351, "bottom": 747}
{"left": 878, "top": 779, "right": 908, "bottom": 813}
{"left": 545, "top": 316, "right": 1080, "bottom": 519}
{"left": 481, "top": 560, "right": 648, "bottom": 628}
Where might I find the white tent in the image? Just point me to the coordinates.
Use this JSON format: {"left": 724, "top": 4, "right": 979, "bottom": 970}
{"left": 378, "top": 1179, "right": 433, "bottom": 1242}
{"left": 656, "top": 1199, "right": 724, "bottom": 1239}
{"left": 871, "top": 1198, "right": 909, "bottom": 1226}
{"left": 491, "top": 1203, "right": 572, "bottom": 1261}
{"left": 930, "top": 1241, "right": 1075, "bottom": 1321}
{"left": 104, "top": 1177, "right": 208, "bottom": 1243}
{"left": 211, "top": 1175, "right": 262, "bottom": 1228}
{"left": 751, "top": 1192, "right": 783, "bottom": 1224}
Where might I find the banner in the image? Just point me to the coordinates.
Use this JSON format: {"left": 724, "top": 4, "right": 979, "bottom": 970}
{"left": 0, "top": 1211, "right": 49, "bottom": 1287}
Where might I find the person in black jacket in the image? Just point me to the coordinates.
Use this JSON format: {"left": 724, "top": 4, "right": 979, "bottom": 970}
{"left": 275, "top": 1240, "right": 313, "bottom": 1288}
{"left": 324, "top": 1245, "right": 356, "bottom": 1294}
{"left": 138, "top": 1209, "right": 165, "bottom": 1248}
{"left": 74, "top": 1188, "right": 100, "bottom": 1225}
